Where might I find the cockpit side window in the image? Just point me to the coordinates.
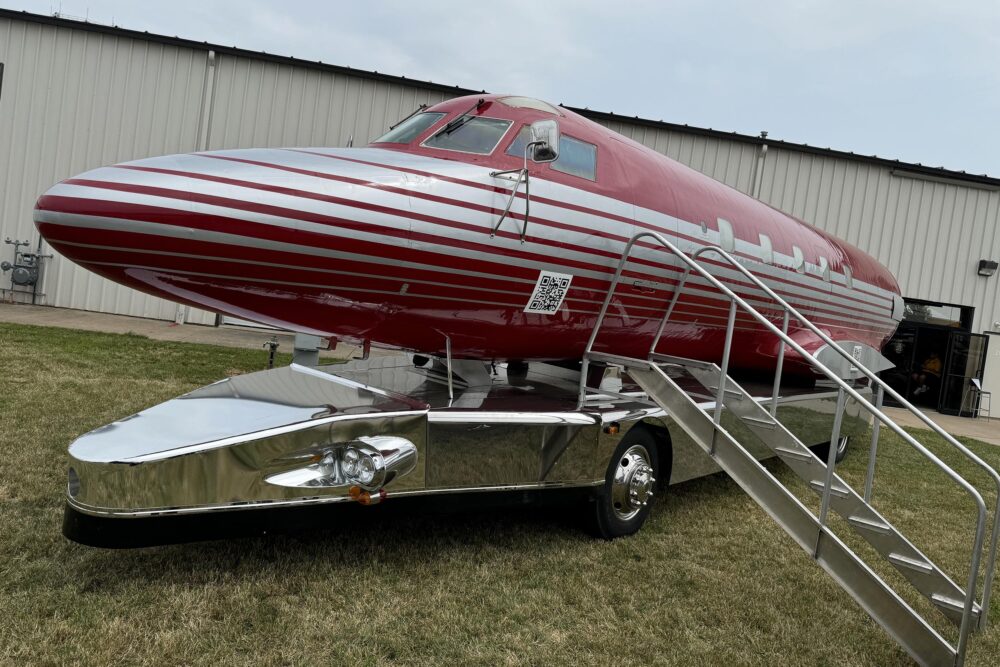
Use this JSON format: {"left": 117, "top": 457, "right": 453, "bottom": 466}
{"left": 374, "top": 112, "right": 445, "bottom": 144}
{"left": 422, "top": 116, "right": 513, "bottom": 155}
{"left": 551, "top": 135, "right": 597, "bottom": 180}
{"left": 506, "top": 127, "right": 598, "bottom": 181}
{"left": 506, "top": 126, "right": 532, "bottom": 159}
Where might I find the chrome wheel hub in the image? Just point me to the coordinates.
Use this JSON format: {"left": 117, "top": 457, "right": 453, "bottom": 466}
{"left": 611, "top": 444, "right": 656, "bottom": 521}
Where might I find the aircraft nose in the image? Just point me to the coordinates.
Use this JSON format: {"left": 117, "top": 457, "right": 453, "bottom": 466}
{"left": 33, "top": 148, "right": 407, "bottom": 281}
{"left": 34, "top": 148, "right": 422, "bottom": 296}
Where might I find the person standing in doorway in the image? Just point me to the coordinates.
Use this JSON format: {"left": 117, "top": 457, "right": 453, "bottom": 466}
{"left": 912, "top": 352, "right": 943, "bottom": 396}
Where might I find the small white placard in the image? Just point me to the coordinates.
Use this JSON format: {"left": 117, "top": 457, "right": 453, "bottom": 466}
{"left": 524, "top": 270, "right": 573, "bottom": 314}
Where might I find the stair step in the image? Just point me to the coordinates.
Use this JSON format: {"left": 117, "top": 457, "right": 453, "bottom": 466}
{"left": 707, "top": 385, "right": 744, "bottom": 399}
{"left": 931, "top": 594, "right": 978, "bottom": 616}
{"left": 742, "top": 415, "right": 777, "bottom": 429}
{"left": 626, "top": 364, "right": 959, "bottom": 666}
{"left": 809, "top": 479, "right": 851, "bottom": 498}
{"left": 649, "top": 353, "right": 716, "bottom": 370}
{"left": 848, "top": 515, "right": 893, "bottom": 535}
{"left": 889, "top": 553, "right": 935, "bottom": 574}
{"left": 774, "top": 446, "right": 814, "bottom": 462}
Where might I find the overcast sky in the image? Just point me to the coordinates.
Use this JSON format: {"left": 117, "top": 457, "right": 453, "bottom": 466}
{"left": 6, "top": 0, "right": 999, "bottom": 176}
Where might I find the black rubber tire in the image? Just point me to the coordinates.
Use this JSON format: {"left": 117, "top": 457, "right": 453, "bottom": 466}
{"left": 587, "top": 426, "right": 661, "bottom": 539}
{"left": 813, "top": 435, "right": 850, "bottom": 465}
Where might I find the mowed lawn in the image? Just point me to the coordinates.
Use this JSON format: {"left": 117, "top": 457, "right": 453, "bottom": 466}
{"left": 3, "top": 322, "right": 1000, "bottom": 666}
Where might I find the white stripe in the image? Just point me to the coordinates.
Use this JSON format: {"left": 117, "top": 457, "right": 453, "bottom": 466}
{"left": 63, "top": 163, "right": 895, "bottom": 323}
{"left": 44, "top": 179, "right": 897, "bottom": 328}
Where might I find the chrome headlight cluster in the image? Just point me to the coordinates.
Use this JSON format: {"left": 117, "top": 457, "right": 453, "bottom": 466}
{"left": 340, "top": 445, "right": 381, "bottom": 489}
{"left": 265, "top": 435, "right": 417, "bottom": 491}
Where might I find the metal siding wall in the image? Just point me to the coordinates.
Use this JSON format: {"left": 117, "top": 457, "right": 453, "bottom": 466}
{"left": 0, "top": 18, "right": 217, "bottom": 323}
{"left": 756, "top": 146, "right": 1000, "bottom": 332}
{"left": 207, "top": 54, "right": 452, "bottom": 151}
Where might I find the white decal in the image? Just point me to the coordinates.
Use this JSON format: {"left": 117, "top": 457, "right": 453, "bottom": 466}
{"left": 524, "top": 271, "right": 573, "bottom": 314}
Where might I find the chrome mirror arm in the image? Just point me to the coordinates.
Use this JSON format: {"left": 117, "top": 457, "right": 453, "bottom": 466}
{"left": 489, "top": 141, "right": 544, "bottom": 243}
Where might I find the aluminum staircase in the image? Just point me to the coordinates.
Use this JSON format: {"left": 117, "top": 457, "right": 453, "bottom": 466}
{"left": 579, "top": 232, "right": 1000, "bottom": 667}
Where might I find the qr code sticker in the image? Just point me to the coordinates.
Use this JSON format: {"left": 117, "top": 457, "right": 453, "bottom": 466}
{"left": 524, "top": 271, "right": 573, "bottom": 314}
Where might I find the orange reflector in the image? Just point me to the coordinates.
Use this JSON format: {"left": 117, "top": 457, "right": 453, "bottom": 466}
{"left": 604, "top": 422, "right": 621, "bottom": 435}
{"left": 348, "top": 486, "right": 386, "bottom": 506}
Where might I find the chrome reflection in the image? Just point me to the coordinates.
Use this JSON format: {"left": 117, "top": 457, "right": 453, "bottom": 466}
{"left": 266, "top": 435, "right": 418, "bottom": 491}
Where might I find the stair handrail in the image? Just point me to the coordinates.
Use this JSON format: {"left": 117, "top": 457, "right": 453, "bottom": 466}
{"left": 581, "top": 231, "right": 997, "bottom": 661}
{"left": 686, "top": 243, "right": 1000, "bottom": 626}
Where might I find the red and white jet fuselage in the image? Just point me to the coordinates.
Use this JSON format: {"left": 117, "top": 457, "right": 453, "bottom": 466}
{"left": 34, "top": 94, "right": 902, "bottom": 373}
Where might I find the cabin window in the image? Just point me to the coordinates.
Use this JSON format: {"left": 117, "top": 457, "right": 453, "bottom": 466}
{"left": 551, "top": 135, "right": 597, "bottom": 180}
{"left": 844, "top": 265, "right": 854, "bottom": 289}
{"left": 717, "top": 218, "right": 735, "bottom": 252}
{"left": 819, "top": 256, "right": 831, "bottom": 282}
{"left": 423, "top": 116, "right": 513, "bottom": 154}
{"left": 758, "top": 233, "right": 773, "bottom": 264}
{"left": 374, "top": 112, "right": 445, "bottom": 144}
{"left": 792, "top": 245, "right": 805, "bottom": 273}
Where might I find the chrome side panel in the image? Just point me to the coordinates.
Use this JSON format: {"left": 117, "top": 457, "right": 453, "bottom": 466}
{"left": 427, "top": 417, "right": 600, "bottom": 489}
{"left": 64, "top": 356, "right": 872, "bottom": 517}
{"left": 69, "top": 411, "right": 428, "bottom": 515}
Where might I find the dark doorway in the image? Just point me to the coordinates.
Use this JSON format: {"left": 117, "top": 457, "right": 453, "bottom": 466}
{"left": 880, "top": 299, "right": 986, "bottom": 414}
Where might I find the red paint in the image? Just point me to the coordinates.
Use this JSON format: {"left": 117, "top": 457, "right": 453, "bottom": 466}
{"left": 33, "top": 94, "right": 902, "bottom": 373}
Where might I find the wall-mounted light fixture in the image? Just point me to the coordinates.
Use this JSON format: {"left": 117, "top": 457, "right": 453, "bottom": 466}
{"left": 978, "top": 260, "right": 998, "bottom": 277}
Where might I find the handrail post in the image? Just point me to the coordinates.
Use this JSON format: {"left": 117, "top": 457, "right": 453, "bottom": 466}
{"left": 445, "top": 335, "right": 454, "bottom": 402}
{"left": 579, "top": 236, "right": 645, "bottom": 405}
{"left": 864, "top": 384, "right": 884, "bottom": 502}
{"left": 818, "top": 388, "right": 847, "bottom": 530}
{"left": 649, "top": 266, "right": 692, "bottom": 358}
{"left": 770, "top": 310, "right": 789, "bottom": 418}
{"left": 713, "top": 300, "right": 738, "bottom": 429}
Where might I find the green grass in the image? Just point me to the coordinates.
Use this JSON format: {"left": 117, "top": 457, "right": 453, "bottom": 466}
{"left": 2, "top": 321, "right": 1000, "bottom": 666}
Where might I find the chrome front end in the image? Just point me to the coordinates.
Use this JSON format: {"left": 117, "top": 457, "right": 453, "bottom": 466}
{"left": 63, "top": 355, "right": 871, "bottom": 545}
{"left": 65, "top": 358, "right": 620, "bottom": 521}
{"left": 66, "top": 363, "right": 431, "bottom": 517}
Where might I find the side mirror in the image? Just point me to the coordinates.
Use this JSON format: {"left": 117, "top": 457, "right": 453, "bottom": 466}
{"left": 529, "top": 119, "right": 560, "bottom": 162}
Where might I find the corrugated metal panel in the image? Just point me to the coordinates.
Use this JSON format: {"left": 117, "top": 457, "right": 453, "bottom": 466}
{"left": 207, "top": 54, "right": 452, "bottom": 150}
{"left": 0, "top": 17, "right": 216, "bottom": 324}
{"left": 756, "top": 146, "right": 1000, "bottom": 331}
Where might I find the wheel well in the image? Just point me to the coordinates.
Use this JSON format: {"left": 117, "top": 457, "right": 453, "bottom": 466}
{"left": 630, "top": 421, "right": 672, "bottom": 489}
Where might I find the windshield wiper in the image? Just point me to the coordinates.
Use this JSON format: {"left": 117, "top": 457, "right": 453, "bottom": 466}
{"left": 389, "top": 104, "right": 428, "bottom": 130}
{"left": 441, "top": 98, "right": 485, "bottom": 135}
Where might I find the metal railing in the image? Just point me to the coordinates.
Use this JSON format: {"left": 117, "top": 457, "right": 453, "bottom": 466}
{"left": 579, "top": 231, "right": 1000, "bottom": 664}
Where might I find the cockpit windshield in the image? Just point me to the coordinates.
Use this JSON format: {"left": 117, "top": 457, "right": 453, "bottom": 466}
{"left": 374, "top": 112, "right": 445, "bottom": 144}
{"left": 422, "top": 116, "right": 513, "bottom": 155}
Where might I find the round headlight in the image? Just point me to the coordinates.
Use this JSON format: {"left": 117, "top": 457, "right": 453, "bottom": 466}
{"left": 356, "top": 453, "right": 377, "bottom": 485}
{"left": 341, "top": 447, "right": 360, "bottom": 476}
